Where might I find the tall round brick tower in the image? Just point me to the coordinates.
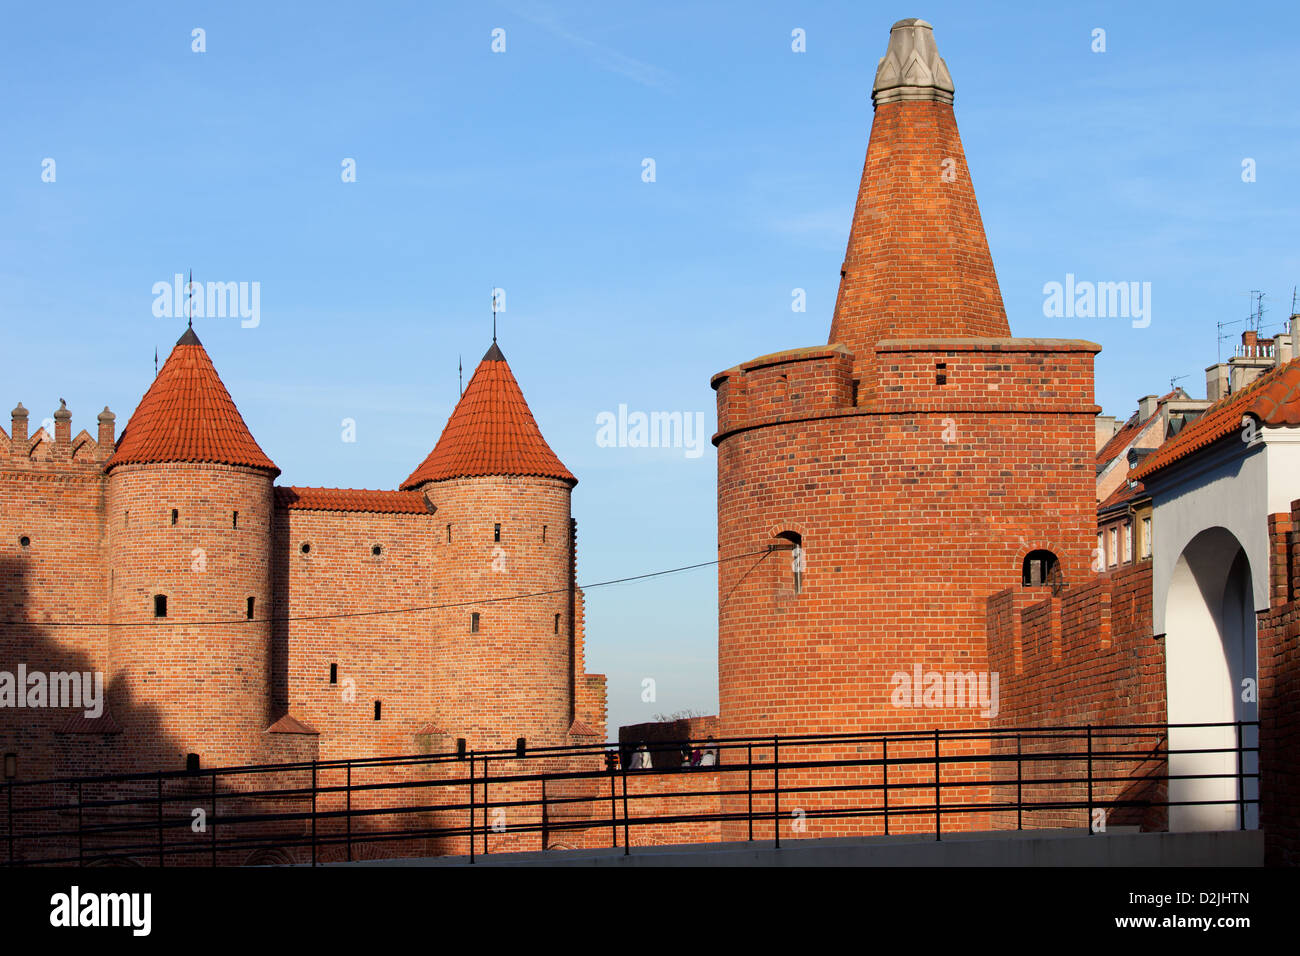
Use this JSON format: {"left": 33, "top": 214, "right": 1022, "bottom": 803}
{"left": 712, "top": 19, "right": 1100, "bottom": 836}
{"left": 401, "top": 341, "right": 578, "bottom": 752}
{"left": 105, "top": 327, "right": 279, "bottom": 772}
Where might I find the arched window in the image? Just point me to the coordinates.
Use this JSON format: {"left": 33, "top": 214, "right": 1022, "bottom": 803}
{"left": 1022, "top": 550, "right": 1063, "bottom": 593}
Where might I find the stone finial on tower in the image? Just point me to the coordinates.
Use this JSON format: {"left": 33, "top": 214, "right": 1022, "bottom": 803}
{"left": 10, "top": 402, "right": 28, "bottom": 444}
{"left": 97, "top": 406, "right": 116, "bottom": 449}
{"left": 53, "top": 399, "right": 71, "bottom": 445}
{"left": 872, "top": 18, "right": 954, "bottom": 108}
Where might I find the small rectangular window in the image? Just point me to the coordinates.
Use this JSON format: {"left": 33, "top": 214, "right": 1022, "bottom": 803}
{"left": 494, "top": 523, "right": 501, "bottom": 543}
{"left": 1108, "top": 527, "right": 1118, "bottom": 568}
{"left": 542, "top": 524, "right": 547, "bottom": 542}
{"left": 554, "top": 613, "right": 561, "bottom": 634}
{"left": 1123, "top": 522, "right": 1133, "bottom": 563}
{"left": 170, "top": 509, "right": 178, "bottom": 526}
{"left": 154, "top": 594, "right": 167, "bottom": 618}
{"left": 373, "top": 700, "right": 382, "bottom": 721}
{"left": 446, "top": 523, "right": 452, "bottom": 543}
{"left": 246, "top": 596, "right": 255, "bottom": 620}
{"left": 186, "top": 753, "right": 200, "bottom": 773}
{"left": 232, "top": 511, "right": 239, "bottom": 529}
{"left": 329, "top": 663, "right": 338, "bottom": 684}
{"left": 456, "top": 738, "right": 467, "bottom": 758}
{"left": 470, "top": 612, "right": 480, "bottom": 634}
{"left": 1141, "top": 517, "right": 1153, "bottom": 559}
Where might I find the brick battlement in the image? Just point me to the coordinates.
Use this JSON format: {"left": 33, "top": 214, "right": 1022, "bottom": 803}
{"left": 712, "top": 338, "right": 1102, "bottom": 444}
{"left": 2, "top": 401, "right": 116, "bottom": 470}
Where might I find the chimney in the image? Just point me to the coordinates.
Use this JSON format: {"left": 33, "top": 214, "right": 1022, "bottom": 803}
{"left": 53, "top": 400, "right": 71, "bottom": 446}
{"left": 1242, "top": 329, "right": 1257, "bottom": 356}
{"left": 10, "top": 402, "right": 28, "bottom": 444}
{"left": 97, "top": 406, "right": 116, "bottom": 449}
{"left": 1276, "top": 329, "right": 1293, "bottom": 365}
{"left": 1094, "top": 415, "right": 1118, "bottom": 452}
{"left": 1137, "top": 394, "right": 1159, "bottom": 421}
{"left": 1206, "top": 364, "right": 1229, "bottom": 403}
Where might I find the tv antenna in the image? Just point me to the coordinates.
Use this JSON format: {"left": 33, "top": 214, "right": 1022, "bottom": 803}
{"left": 1170, "top": 374, "right": 1189, "bottom": 393}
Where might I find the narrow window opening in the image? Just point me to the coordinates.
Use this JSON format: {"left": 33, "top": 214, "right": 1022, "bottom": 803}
{"left": 456, "top": 738, "right": 467, "bottom": 759}
{"left": 494, "top": 523, "right": 501, "bottom": 543}
{"left": 851, "top": 379, "right": 860, "bottom": 407}
{"left": 774, "top": 531, "right": 804, "bottom": 594}
{"left": 154, "top": 594, "right": 168, "bottom": 618}
{"left": 470, "top": 612, "right": 480, "bottom": 634}
{"left": 446, "top": 523, "right": 452, "bottom": 543}
{"left": 232, "top": 511, "right": 239, "bottom": 529}
{"left": 935, "top": 361, "right": 948, "bottom": 386}
{"left": 3, "top": 753, "right": 16, "bottom": 779}
{"left": 373, "top": 700, "right": 382, "bottom": 721}
{"left": 171, "top": 509, "right": 178, "bottom": 526}
{"left": 542, "top": 524, "right": 547, "bottom": 542}
{"left": 186, "top": 753, "right": 201, "bottom": 773}
{"left": 246, "top": 596, "right": 255, "bottom": 620}
{"left": 329, "top": 663, "right": 338, "bottom": 684}
{"left": 515, "top": 737, "right": 527, "bottom": 758}
{"left": 554, "top": 613, "right": 561, "bottom": 634}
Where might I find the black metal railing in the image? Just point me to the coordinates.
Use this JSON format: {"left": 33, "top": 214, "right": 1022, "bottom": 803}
{"left": 1, "top": 722, "right": 1259, "bottom": 866}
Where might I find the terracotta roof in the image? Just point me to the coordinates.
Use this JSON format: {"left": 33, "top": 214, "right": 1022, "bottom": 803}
{"left": 275, "top": 486, "right": 431, "bottom": 514}
{"left": 57, "top": 709, "right": 122, "bottom": 735}
{"left": 568, "top": 719, "right": 601, "bottom": 738}
{"left": 266, "top": 714, "right": 318, "bottom": 735}
{"left": 1132, "top": 360, "right": 1300, "bottom": 482}
{"left": 1098, "top": 480, "right": 1145, "bottom": 514}
{"left": 107, "top": 328, "right": 278, "bottom": 475}
{"left": 1096, "top": 390, "right": 1180, "bottom": 471}
{"left": 402, "top": 343, "right": 575, "bottom": 489}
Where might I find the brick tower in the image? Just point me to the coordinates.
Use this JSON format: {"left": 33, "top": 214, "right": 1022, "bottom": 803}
{"left": 105, "top": 327, "right": 279, "bottom": 772}
{"left": 401, "top": 341, "right": 581, "bottom": 752}
{"left": 712, "top": 19, "right": 1101, "bottom": 836}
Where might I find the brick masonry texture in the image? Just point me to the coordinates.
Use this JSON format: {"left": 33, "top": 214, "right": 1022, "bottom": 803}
{"left": 0, "top": 338, "right": 607, "bottom": 862}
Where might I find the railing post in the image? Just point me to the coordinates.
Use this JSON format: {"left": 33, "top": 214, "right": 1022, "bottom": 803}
{"left": 346, "top": 761, "right": 353, "bottom": 862}
{"left": 621, "top": 766, "right": 630, "bottom": 856}
{"left": 541, "top": 775, "right": 548, "bottom": 851}
{"left": 1016, "top": 732, "right": 1023, "bottom": 831}
{"left": 156, "top": 772, "right": 164, "bottom": 866}
{"left": 6, "top": 779, "right": 12, "bottom": 866}
{"left": 746, "top": 743, "right": 753, "bottom": 842}
{"left": 773, "top": 736, "right": 780, "bottom": 849}
{"left": 77, "top": 781, "right": 83, "bottom": 866}
{"left": 482, "top": 757, "right": 490, "bottom": 856}
{"left": 310, "top": 760, "right": 318, "bottom": 866}
{"left": 469, "top": 751, "right": 476, "bottom": 864}
{"left": 933, "top": 728, "right": 941, "bottom": 842}
{"left": 1086, "top": 724, "right": 1094, "bottom": 835}
{"left": 211, "top": 771, "right": 218, "bottom": 867}
{"left": 1235, "top": 720, "right": 1245, "bottom": 831}
{"left": 609, "top": 761, "right": 617, "bottom": 849}
{"left": 882, "top": 737, "right": 889, "bottom": 836}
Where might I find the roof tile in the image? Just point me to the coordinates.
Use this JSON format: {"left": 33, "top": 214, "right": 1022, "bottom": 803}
{"left": 275, "top": 486, "right": 431, "bottom": 514}
{"left": 402, "top": 343, "right": 575, "bottom": 489}
{"left": 1132, "top": 360, "right": 1300, "bottom": 481}
{"left": 107, "top": 328, "right": 277, "bottom": 475}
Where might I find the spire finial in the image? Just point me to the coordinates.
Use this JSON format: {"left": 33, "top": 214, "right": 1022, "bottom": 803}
{"left": 491, "top": 286, "right": 498, "bottom": 343}
{"left": 458, "top": 354, "right": 463, "bottom": 397}
{"left": 872, "top": 18, "right": 954, "bottom": 108}
{"left": 187, "top": 268, "right": 194, "bottom": 329}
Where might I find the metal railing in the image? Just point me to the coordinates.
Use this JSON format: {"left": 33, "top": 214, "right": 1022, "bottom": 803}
{"left": 1, "top": 722, "right": 1259, "bottom": 866}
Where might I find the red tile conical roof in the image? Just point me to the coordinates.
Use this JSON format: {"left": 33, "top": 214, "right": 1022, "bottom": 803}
{"left": 828, "top": 19, "right": 1009, "bottom": 370}
{"left": 401, "top": 342, "right": 575, "bottom": 489}
{"left": 106, "top": 328, "right": 278, "bottom": 475}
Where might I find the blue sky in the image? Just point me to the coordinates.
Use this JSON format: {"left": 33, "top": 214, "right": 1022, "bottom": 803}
{"left": 3, "top": 1, "right": 1298, "bottom": 734}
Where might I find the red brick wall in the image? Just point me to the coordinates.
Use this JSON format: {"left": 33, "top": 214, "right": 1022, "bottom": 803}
{"left": 986, "top": 563, "right": 1167, "bottom": 831}
{"left": 713, "top": 339, "right": 1099, "bottom": 839}
{"left": 1260, "top": 507, "right": 1300, "bottom": 865}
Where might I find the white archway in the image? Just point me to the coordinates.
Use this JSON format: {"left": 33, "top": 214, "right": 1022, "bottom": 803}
{"left": 1164, "top": 527, "right": 1258, "bottom": 831}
